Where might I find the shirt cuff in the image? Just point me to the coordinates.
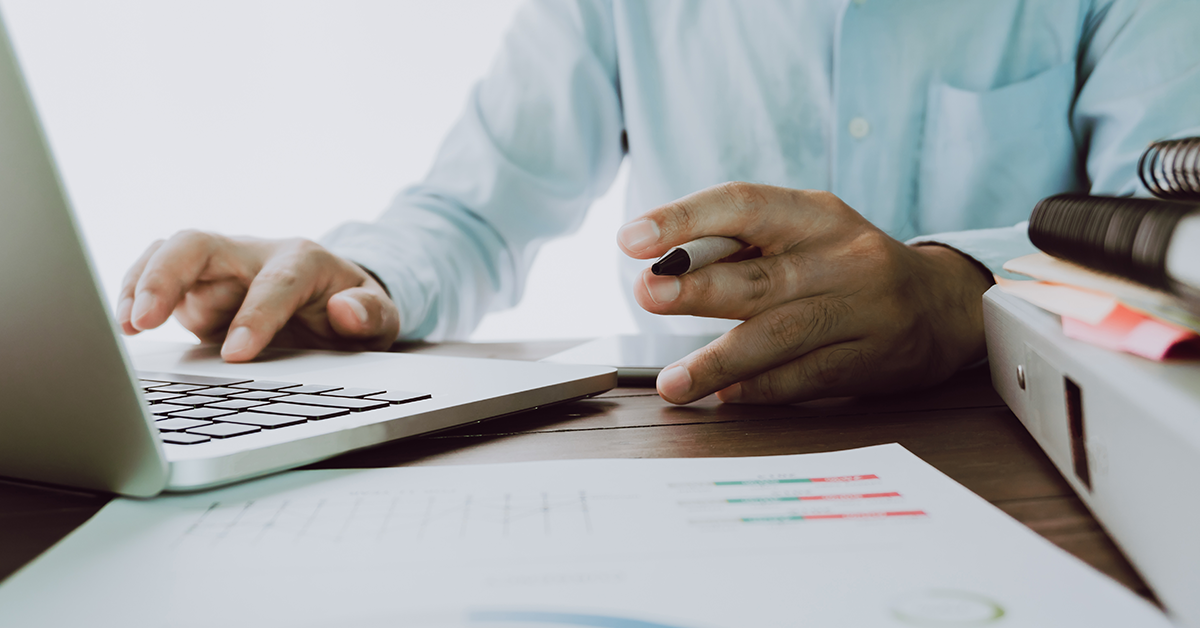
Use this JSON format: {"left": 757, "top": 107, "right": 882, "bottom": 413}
{"left": 906, "top": 222, "right": 1039, "bottom": 281}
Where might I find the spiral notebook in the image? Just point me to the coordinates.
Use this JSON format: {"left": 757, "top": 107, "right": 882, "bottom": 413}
{"left": 1026, "top": 138, "right": 1200, "bottom": 310}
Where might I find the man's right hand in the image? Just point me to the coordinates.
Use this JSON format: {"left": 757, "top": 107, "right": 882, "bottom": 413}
{"left": 117, "top": 231, "right": 400, "bottom": 362}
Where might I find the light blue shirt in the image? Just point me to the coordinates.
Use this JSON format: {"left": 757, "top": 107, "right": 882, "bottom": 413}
{"left": 322, "top": 0, "right": 1200, "bottom": 340}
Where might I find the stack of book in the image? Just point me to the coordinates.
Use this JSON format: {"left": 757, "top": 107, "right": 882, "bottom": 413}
{"left": 999, "top": 137, "right": 1200, "bottom": 360}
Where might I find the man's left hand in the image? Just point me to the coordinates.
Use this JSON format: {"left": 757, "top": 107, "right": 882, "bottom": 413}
{"left": 616, "top": 182, "right": 994, "bottom": 405}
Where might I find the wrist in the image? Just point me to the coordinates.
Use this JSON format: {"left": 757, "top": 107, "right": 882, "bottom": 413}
{"left": 910, "top": 243, "right": 992, "bottom": 369}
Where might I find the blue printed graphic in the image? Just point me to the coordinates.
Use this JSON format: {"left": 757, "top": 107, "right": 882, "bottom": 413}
{"left": 469, "top": 610, "right": 689, "bottom": 628}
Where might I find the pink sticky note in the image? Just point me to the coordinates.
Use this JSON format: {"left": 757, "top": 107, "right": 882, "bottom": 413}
{"left": 1062, "top": 304, "right": 1198, "bottom": 361}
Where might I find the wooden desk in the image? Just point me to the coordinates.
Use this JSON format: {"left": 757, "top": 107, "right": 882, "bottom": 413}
{"left": 0, "top": 340, "right": 1152, "bottom": 601}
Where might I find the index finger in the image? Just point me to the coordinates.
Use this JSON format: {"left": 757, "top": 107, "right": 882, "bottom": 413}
{"left": 129, "top": 231, "right": 259, "bottom": 332}
{"left": 656, "top": 294, "right": 859, "bottom": 404}
{"left": 617, "top": 183, "right": 834, "bottom": 259}
{"left": 218, "top": 243, "right": 347, "bottom": 362}
{"left": 117, "top": 240, "right": 164, "bottom": 335}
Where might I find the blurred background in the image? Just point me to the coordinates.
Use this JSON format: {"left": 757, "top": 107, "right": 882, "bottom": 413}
{"left": 2, "top": 0, "right": 638, "bottom": 343}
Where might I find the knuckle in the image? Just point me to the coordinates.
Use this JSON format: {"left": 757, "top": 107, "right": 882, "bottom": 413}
{"left": 660, "top": 199, "right": 699, "bottom": 240}
{"left": 806, "top": 346, "right": 870, "bottom": 391}
{"left": 758, "top": 306, "right": 811, "bottom": 354}
{"left": 758, "top": 297, "right": 850, "bottom": 355}
{"left": 747, "top": 369, "right": 785, "bottom": 402}
{"left": 293, "top": 238, "right": 324, "bottom": 254}
{"left": 167, "top": 229, "right": 223, "bottom": 261}
{"left": 743, "top": 262, "right": 773, "bottom": 304}
{"left": 173, "top": 229, "right": 213, "bottom": 247}
{"left": 806, "top": 189, "right": 840, "bottom": 207}
{"left": 808, "top": 349, "right": 850, "bottom": 388}
{"left": 854, "top": 228, "right": 892, "bottom": 256}
{"left": 695, "top": 344, "right": 736, "bottom": 382}
{"left": 256, "top": 266, "right": 303, "bottom": 289}
{"left": 286, "top": 238, "right": 334, "bottom": 266}
{"left": 717, "top": 181, "right": 765, "bottom": 214}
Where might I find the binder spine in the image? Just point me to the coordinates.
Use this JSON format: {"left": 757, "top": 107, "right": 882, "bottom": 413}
{"left": 1139, "top": 137, "right": 1200, "bottom": 200}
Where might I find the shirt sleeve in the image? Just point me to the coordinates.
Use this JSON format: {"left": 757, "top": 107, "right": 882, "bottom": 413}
{"left": 911, "top": 0, "right": 1200, "bottom": 278}
{"left": 320, "top": 0, "right": 624, "bottom": 340}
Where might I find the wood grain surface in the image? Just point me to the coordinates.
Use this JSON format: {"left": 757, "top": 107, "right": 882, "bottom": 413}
{"left": 0, "top": 340, "right": 1153, "bottom": 603}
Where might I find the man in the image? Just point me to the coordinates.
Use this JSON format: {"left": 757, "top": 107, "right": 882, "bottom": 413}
{"left": 117, "top": 1, "right": 1200, "bottom": 405}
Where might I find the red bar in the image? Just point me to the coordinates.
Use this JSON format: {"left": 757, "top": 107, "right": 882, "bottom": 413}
{"left": 797, "top": 491, "right": 900, "bottom": 501}
{"left": 805, "top": 510, "right": 926, "bottom": 520}
{"left": 809, "top": 474, "right": 879, "bottom": 483}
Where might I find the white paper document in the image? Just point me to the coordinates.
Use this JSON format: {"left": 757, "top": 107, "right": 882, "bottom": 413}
{"left": 0, "top": 444, "right": 1167, "bottom": 627}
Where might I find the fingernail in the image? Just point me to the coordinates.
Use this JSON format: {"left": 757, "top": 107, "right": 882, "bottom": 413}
{"left": 130, "top": 292, "right": 158, "bottom": 327}
{"left": 618, "top": 220, "right": 660, "bottom": 253}
{"left": 223, "top": 326, "right": 253, "bottom": 357}
{"left": 339, "top": 295, "right": 368, "bottom": 326}
{"left": 644, "top": 274, "right": 680, "bottom": 304}
{"left": 657, "top": 364, "right": 692, "bottom": 401}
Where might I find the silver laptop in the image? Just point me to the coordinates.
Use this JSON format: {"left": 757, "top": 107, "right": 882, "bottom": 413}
{"left": 0, "top": 12, "right": 615, "bottom": 498}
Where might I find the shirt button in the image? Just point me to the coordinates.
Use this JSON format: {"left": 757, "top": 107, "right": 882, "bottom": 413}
{"left": 848, "top": 117, "right": 870, "bottom": 139}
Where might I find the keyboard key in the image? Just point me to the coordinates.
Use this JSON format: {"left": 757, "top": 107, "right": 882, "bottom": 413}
{"left": 192, "top": 387, "right": 246, "bottom": 397}
{"left": 285, "top": 384, "right": 342, "bottom": 394}
{"left": 323, "top": 387, "right": 386, "bottom": 398}
{"left": 146, "top": 383, "right": 207, "bottom": 394}
{"left": 252, "top": 403, "right": 350, "bottom": 420}
{"left": 228, "top": 390, "right": 290, "bottom": 401}
{"left": 168, "top": 395, "right": 226, "bottom": 407}
{"left": 168, "top": 407, "right": 238, "bottom": 420}
{"left": 231, "top": 381, "right": 301, "bottom": 391}
{"left": 136, "top": 372, "right": 252, "bottom": 387}
{"left": 276, "top": 394, "right": 388, "bottom": 411}
{"left": 366, "top": 391, "right": 432, "bottom": 405}
{"left": 150, "top": 403, "right": 193, "bottom": 416}
{"left": 218, "top": 412, "right": 308, "bottom": 429}
{"left": 143, "top": 391, "right": 184, "bottom": 402}
{"left": 157, "top": 417, "right": 214, "bottom": 432}
{"left": 188, "top": 423, "right": 261, "bottom": 438}
{"left": 161, "top": 433, "right": 211, "bottom": 445}
{"left": 208, "top": 398, "right": 269, "bottom": 411}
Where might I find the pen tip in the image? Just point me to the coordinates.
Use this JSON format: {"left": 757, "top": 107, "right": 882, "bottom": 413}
{"left": 651, "top": 249, "right": 690, "bottom": 276}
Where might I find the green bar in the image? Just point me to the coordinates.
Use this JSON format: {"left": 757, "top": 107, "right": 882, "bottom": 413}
{"left": 713, "top": 478, "right": 813, "bottom": 486}
{"left": 740, "top": 515, "right": 807, "bottom": 523}
{"left": 725, "top": 497, "right": 800, "bottom": 503}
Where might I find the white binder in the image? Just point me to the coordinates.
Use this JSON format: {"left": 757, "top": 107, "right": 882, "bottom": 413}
{"left": 983, "top": 286, "right": 1200, "bottom": 626}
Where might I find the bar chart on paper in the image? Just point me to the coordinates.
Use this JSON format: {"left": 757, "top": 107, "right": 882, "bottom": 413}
{"left": 669, "top": 472, "right": 927, "bottom": 527}
{"left": 170, "top": 468, "right": 929, "bottom": 553}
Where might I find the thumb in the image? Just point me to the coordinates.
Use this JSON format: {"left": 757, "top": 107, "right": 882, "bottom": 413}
{"left": 327, "top": 287, "right": 400, "bottom": 349}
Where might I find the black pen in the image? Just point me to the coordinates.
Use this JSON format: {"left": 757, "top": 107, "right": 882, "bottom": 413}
{"left": 651, "top": 236, "right": 745, "bottom": 276}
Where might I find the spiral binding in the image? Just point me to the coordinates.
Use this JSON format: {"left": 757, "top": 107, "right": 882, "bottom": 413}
{"left": 1029, "top": 194, "right": 1195, "bottom": 291}
{"left": 1139, "top": 137, "right": 1200, "bottom": 200}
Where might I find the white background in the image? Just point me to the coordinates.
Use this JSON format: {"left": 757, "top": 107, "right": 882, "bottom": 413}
{"left": 2, "top": 0, "right": 638, "bottom": 343}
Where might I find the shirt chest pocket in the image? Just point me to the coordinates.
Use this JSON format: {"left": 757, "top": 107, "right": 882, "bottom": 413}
{"left": 917, "top": 61, "right": 1081, "bottom": 234}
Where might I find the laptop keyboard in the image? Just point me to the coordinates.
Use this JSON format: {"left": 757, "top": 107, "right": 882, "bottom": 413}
{"left": 137, "top": 372, "right": 431, "bottom": 445}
